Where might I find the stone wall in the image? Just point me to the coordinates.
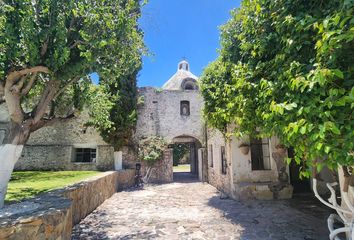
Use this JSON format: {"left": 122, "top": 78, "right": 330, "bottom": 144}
{"left": 12, "top": 111, "right": 115, "bottom": 171}
{"left": 207, "top": 127, "right": 293, "bottom": 200}
{"left": 0, "top": 170, "right": 135, "bottom": 240}
{"left": 207, "top": 129, "right": 232, "bottom": 196}
{"left": 136, "top": 87, "right": 205, "bottom": 144}
{"left": 141, "top": 149, "right": 173, "bottom": 183}
{"left": 15, "top": 145, "right": 114, "bottom": 171}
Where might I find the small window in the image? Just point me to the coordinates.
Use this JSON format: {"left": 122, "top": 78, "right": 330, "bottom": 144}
{"left": 180, "top": 101, "right": 190, "bottom": 116}
{"left": 184, "top": 83, "right": 194, "bottom": 90}
{"left": 221, "top": 146, "right": 227, "bottom": 174}
{"left": 250, "top": 138, "right": 271, "bottom": 170}
{"left": 75, "top": 148, "right": 96, "bottom": 163}
{"left": 209, "top": 144, "right": 213, "bottom": 167}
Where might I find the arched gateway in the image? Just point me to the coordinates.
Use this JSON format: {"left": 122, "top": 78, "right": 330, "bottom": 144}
{"left": 135, "top": 60, "right": 207, "bottom": 182}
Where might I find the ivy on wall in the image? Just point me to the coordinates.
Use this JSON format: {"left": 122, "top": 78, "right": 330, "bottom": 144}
{"left": 200, "top": 0, "right": 354, "bottom": 176}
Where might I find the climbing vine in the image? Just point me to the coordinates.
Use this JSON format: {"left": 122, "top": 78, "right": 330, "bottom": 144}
{"left": 138, "top": 136, "right": 167, "bottom": 166}
{"left": 200, "top": 0, "right": 354, "bottom": 176}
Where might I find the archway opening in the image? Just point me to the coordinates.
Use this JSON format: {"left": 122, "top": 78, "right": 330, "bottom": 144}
{"left": 172, "top": 143, "right": 192, "bottom": 173}
{"left": 170, "top": 135, "right": 202, "bottom": 182}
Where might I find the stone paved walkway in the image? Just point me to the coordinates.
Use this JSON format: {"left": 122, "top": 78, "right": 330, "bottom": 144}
{"left": 72, "top": 179, "right": 331, "bottom": 240}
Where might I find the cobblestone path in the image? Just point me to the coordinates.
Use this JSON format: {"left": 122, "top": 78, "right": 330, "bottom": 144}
{"left": 72, "top": 180, "right": 330, "bottom": 240}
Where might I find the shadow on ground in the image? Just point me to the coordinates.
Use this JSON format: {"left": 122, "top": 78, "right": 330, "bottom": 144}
{"left": 207, "top": 193, "right": 332, "bottom": 240}
{"left": 173, "top": 172, "right": 199, "bottom": 183}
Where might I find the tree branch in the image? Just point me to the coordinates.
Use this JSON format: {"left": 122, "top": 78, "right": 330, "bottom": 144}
{"left": 10, "top": 75, "right": 27, "bottom": 93}
{"left": 40, "top": 39, "right": 49, "bottom": 57}
{"left": 6, "top": 66, "right": 49, "bottom": 84}
{"left": 21, "top": 73, "right": 38, "bottom": 95}
{"left": 31, "top": 113, "right": 75, "bottom": 132}
{"left": 0, "top": 82, "right": 4, "bottom": 104}
{"left": 33, "top": 80, "right": 60, "bottom": 123}
{"left": 53, "top": 76, "right": 81, "bottom": 100}
{"left": 69, "top": 40, "right": 87, "bottom": 49}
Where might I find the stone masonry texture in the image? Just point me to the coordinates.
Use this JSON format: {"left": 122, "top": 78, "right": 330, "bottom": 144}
{"left": 72, "top": 180, "right": 331, "bottom": 240}
{"left": 0, "top": 170, "right": 135, "bottom": 240}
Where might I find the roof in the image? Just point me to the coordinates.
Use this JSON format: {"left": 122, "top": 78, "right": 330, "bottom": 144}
{"left": 162, "top": 61, "right": 198, "bottom": 90}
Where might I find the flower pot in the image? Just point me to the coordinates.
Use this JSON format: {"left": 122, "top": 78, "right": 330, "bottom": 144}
{"left": 275, "top": 144, "right": 287, "bottom": 156}
{"left": 239, "top": 145, "right": 250, "bottom": 155}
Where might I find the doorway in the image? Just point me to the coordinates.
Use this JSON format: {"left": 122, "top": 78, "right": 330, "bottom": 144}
{"left": 172, "top": 142, "right": 195, "bottom": 174}
{"left": 170, "top": 136, "right": 201, "bottom": 182}
{"left": 288, "top": 148, "right": 311, "bottom": 193}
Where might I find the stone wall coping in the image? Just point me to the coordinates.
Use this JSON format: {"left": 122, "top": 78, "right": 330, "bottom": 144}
{"left": 0, "top": 169, "right": 136, "bottom": 239}
{"left": 0, "top": 194, "right": 71, "bottom": 225}
{"left": 0, "top": 171, "right": 114, "bottom": 222}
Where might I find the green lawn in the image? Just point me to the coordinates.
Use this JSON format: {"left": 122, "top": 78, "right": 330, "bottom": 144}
{"left": 173, "top": 164, "right": 191, "bottom": 173}
{"left": 6, "top": 171, "right": 100, "bottom": 203}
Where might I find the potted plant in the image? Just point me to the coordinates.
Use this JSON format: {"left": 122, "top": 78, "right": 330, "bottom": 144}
{"left": 275, "top": 144, "right": 287, "bottom": 156}
{"left": 238, "top": 143, "right": 250, "bottom": 155}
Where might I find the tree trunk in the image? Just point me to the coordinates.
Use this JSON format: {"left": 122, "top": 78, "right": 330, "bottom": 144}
{"left": 0, "top": 144, "right": 23, "bottom": 208}
{"left": 0, "top": 121, "right": 30, "bottom": 208}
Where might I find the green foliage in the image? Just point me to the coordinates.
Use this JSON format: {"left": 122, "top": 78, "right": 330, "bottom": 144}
{"left": 0, "top": 0, "right": 144, "bottom": 135}
{"left": 172, "top": 143, "right": 189, "bottom": 166}
{"left": 200, "top": 0, "right": 354, "bottom": 174}
{"left": 138, "top": 136, "right": 167, "bottom": 166}
{"left": 88, "top": 70, "right": 140, "bottom": 150}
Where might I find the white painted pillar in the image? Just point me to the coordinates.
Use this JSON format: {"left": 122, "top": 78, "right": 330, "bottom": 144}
{"left": 198, "top": 148, "right": 203, "bottom": 181}
{"left": 0, "top": 144, "right": 24, "bottom": 208}
{"left": 114, "top": 151, "right": 123, "bottom": 170}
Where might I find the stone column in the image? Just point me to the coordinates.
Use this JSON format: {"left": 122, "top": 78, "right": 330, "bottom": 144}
{"left": 114, "top": 151, "right": 123, "bottom": 170}
{"left": 268, "top": 146, "right": 293, "bottom": 199}
{"left": 198, "top": 148, "right": 203, "bottom": 181}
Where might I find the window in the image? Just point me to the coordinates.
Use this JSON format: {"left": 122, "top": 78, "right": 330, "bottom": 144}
{"left": 184, "top": 83, "right": 194, "bottom": 90}
{"left": 250, "top": 138, "right": 271, "bottom": 170}
{"left": 180, "top": 101, "right": 190, "bottom": 116}
{"left": 181, "top": 79, "right": 198, "bottom": 90}
{"left": 221, "top": 146, "right": 227, "bottom": 174}
{"left": 75, "top": 148, "right": 97, "bottom": 163}
{"left": 209, "top": 144, "right": 213, "bottom": 167}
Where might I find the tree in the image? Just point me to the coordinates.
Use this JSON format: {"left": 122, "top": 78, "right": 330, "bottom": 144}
{"left": 201, "top": 0, "right": 353, "bottom": 237}
{"left": 138, "top": 136, "right": 167, "bottom": 183}
{"left": 172, "top": 143, "right": 189, "bottom": 166}
{"left": 88, "top": 70, "right": 141, "bottom": 152}
{"left": 0, "top": 0, "right": 145, "bottom": 208}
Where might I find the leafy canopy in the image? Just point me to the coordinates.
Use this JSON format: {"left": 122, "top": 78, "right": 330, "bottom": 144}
{"left": 200, "top": 0, "right": 354, "bottom": 175}
{"left": 0, "top": 0, "right": 144, "bottom": 143}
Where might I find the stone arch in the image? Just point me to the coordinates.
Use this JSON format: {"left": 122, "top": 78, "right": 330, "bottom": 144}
{"left": 181, "top": 78, "right": 198, "bottom": 90}
{"left": 170, "top": 135, "right": 203, "bottom": 177}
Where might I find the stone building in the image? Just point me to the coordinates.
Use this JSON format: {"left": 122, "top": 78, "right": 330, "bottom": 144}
{"left": 0, "top": 59, "right": 332, "bottom": 199}
{"left": 0, "top": 60, "right": 208, "bottom": 181}
{"left": 135, "top": 60, "right": 207, "bottom": 182}
{"left": 206, "top": 125, "right": 334, "bottom": 200}
{"left": 1, "top": 108, "right": 115, "bottom": 171}
{"left": 207, "top": 128, "right": 293, "bottom": 200}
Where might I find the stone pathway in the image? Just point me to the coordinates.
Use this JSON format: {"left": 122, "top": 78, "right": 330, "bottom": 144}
{"left": 72, "top": 180, "right": 331, "bottom": 240}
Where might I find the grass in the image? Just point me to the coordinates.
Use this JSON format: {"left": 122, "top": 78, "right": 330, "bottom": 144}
{"left": 6, "top": 171, "right": 100, "bottom": 203}
{"left": 173, "top": 164, "right": 191, "bottom": 173}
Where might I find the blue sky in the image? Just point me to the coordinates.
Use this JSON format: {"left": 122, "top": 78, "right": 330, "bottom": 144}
{"left": 91, "top": 1, "right": 240, "bottom": 86}
{"left": 138, "top": 0, "right": 240, "bottom": 87}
